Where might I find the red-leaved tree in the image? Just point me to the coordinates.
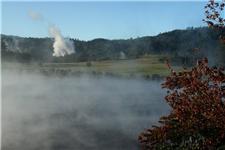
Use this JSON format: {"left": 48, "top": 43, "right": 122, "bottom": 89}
{"left": 203, "top": 0, "right": 225, "bottom": 43}
{"left": 138, "top": 0, "right": 225, "bottom": 149}
{"left": 139, "top": 58, "right": 225, "bottom": 149}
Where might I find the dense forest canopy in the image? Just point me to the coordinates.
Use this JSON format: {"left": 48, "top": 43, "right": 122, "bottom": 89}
{"left": 1, "top": 27, "right": 225, "bottom": 66}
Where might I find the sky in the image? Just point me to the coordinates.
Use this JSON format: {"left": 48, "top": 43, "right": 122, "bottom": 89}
{"left": 1, "top": 1, "right": 207, "bottom": 40}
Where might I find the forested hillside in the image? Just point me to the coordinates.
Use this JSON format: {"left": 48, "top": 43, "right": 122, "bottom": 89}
{"left": 1, "top": 27, "right": 225, "bottom": 66}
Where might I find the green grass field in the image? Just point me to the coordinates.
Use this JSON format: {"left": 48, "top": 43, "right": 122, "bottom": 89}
{"left": 3, "top": 55, "right": 177, "bottom": 77}
{"left": 41, "top": 55, "right": 172, "bottom": 77}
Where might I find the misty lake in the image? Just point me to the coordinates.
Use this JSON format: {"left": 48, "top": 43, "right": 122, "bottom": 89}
{"left": 2, "top": 69, "right": 169, "bottom": 150}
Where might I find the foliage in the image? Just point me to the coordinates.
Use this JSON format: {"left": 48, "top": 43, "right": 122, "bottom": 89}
{"left": 138, "top": 58, "right": 225, "bottom": 149}
{"left": 203, "top": 0, "right": 224, "bottom": 28}
{"left": 203, "top": 0, "right": 225, "bottom": 43}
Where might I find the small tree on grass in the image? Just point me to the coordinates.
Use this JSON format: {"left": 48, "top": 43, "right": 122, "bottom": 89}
{"left": 138, "top": 0, "right": 225, "bottom": 149}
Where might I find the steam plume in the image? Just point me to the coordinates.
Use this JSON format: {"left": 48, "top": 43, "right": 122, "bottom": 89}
{"left": 48, "top": 25, "right": 75, "bottom": 57}
{"left": 28, "top": 10, "right": 43, "bottom": 21}
{"left": 119, "top": 51, "right": 126, "bottom": 59}
{"left": 28, "top": 10, "right": 75, "bottom": 57}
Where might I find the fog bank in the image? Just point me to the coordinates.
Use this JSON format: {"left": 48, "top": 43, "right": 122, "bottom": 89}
{"left": 2, "top": 69, "right": 169, "bottom": 150}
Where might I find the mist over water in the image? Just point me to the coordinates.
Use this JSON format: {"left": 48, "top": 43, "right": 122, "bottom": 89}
{"left": 2, "top": 69, "right": 169, "bottom": 150}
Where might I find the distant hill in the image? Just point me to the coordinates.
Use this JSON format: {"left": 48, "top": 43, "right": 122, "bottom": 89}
{"left": 1, "top": 27, "right": 225, "bottom": 66}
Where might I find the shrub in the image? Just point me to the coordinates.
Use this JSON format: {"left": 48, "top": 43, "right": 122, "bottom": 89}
{"left": 86, "top": 61, "right": 92, "bottom": 67}
{"left": 138, "top": 58, "right": 225, "bottom": 149}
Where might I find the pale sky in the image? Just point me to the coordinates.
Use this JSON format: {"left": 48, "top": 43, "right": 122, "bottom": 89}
{"left": 1, "top": 1, "right": 207, "bottom": 40}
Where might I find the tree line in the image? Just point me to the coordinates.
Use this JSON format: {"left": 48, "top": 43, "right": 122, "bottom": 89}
{"left": 1, "top": 27, "right": 225, "bottom": 66}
